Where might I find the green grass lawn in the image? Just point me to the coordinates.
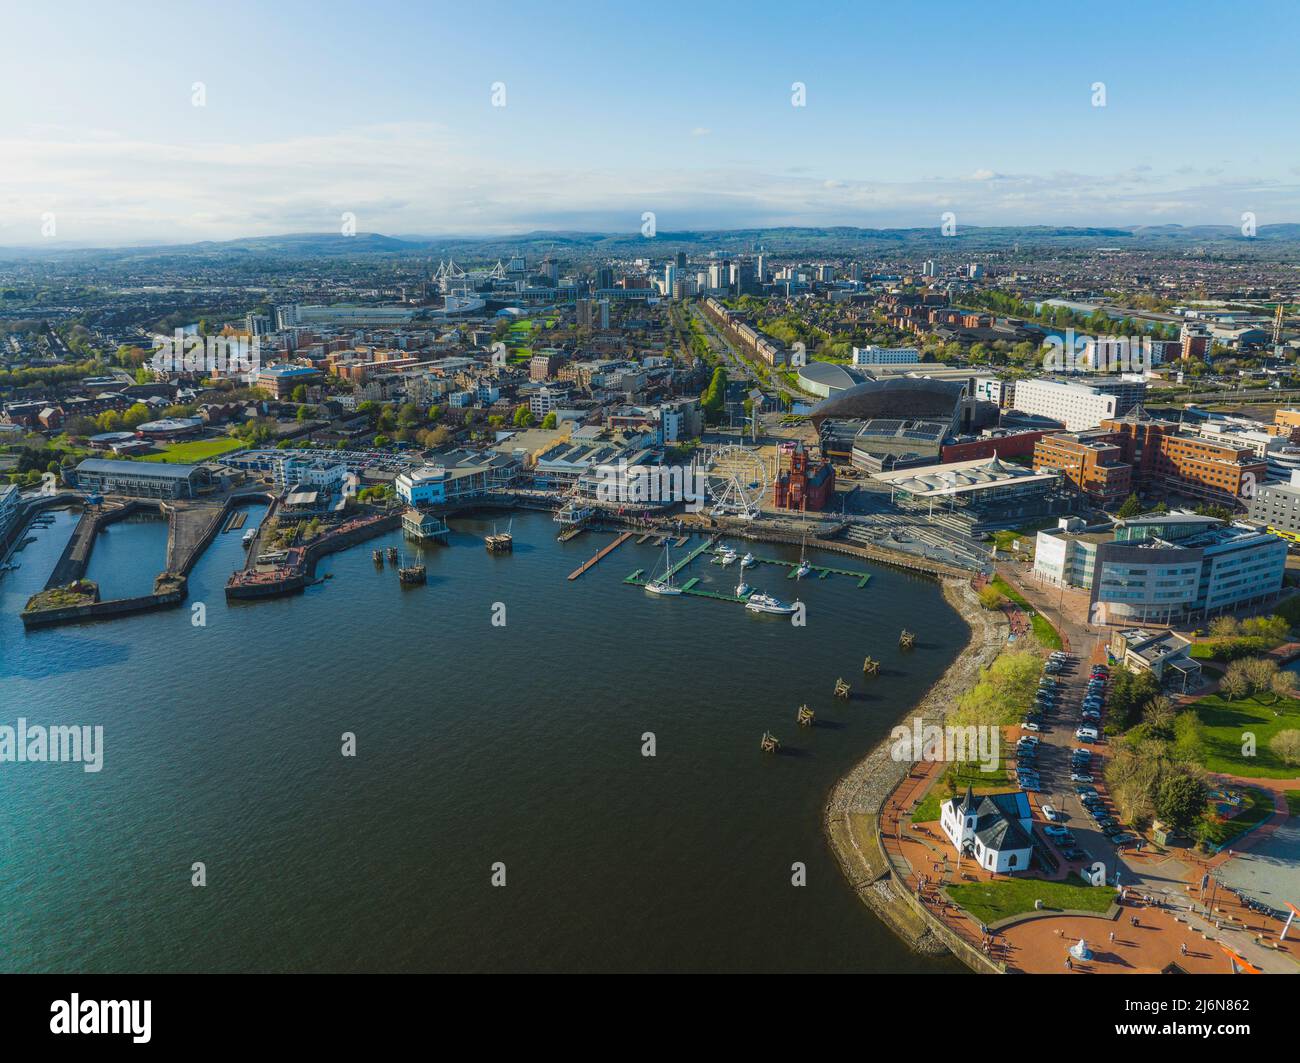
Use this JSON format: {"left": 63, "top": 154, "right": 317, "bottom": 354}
{"left": 991, "top": 520, "right": 1056, "bottom": 555}
{"left": 1191, "top": 692, "right": 1300, "bottom": 778}
{"left": 946, "top": 874, "right": 1116, "bottom": 924}
{"left": 1199, "top": 787, "right": 1276, "bottom": 847}
{"left": 141, "top": 437, "right": 246, "bottom": 463}
{"left": 990, "top": 576, "right": 1063, "bottom": 649}
{"left": 911, "top": 754, "right": 1013, "bottom": 823}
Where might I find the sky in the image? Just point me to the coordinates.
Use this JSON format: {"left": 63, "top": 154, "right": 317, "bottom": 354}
{"left": 3, "top": 0, "right": 1300, "bottom": 246}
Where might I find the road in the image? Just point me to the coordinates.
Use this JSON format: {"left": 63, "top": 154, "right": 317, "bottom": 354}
{"left": 689, "top": 302, "right": 804, "bottom": 406}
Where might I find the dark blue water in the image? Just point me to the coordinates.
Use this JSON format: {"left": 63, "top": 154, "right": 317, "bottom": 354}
{"left": 1, "top": 508, "right": 966, "bottom": 972}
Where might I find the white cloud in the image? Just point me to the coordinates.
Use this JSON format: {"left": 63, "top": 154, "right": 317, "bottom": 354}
{"left": 2, "top": 123, "right": 1299, "bottom": 245}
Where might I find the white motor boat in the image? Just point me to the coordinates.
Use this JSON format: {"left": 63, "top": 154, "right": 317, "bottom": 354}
{"left": 735, "top": 580, "right": 751, "bottom": 598}
{"left": 740, "top": 552, "right": 755, "bottom": 569}
{"left": 745, "top": 592, "right": 799, "bottom": 615}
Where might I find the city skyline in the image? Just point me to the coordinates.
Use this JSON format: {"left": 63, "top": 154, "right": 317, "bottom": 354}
{"left": 5, "top": 0, "right": 1300, "bottom": 245}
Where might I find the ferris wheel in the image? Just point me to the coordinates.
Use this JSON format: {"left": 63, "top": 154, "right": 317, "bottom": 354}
{"left": 701, "top": 444, "right": 769, "bottom": 519}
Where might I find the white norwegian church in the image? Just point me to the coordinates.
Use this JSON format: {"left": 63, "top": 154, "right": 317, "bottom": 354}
{"left": 940, "top": 787, "right": 1035, "bottom": 874}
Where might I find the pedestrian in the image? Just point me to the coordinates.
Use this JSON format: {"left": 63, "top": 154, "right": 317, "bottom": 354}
{"left": 1109, "top": 930, "right": 1115, "bottom": 942}
{"left": 1065, "top": 956, "right": 1072, "bottom": 971}
{"left": 1180, "top": 942, "right": 1187, "bottom": 956}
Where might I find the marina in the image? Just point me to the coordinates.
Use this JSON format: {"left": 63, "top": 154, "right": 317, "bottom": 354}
{"left": 620, "top": 535, "right": 872, "bottom": 604}
{"left": 2, "top": 507, "right": 966, "bottom": 973}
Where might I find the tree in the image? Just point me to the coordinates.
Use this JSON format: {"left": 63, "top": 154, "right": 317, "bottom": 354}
{"left": 977, "top": 585, "right": 1004, "bottom": 610}
{"left": 1108, "top": 666, "right": 1159, "bottom": 730}
{"left": 1270, "top": 670, "right": 1297, "bottom": 704}
{"left": 513, "top": 406, "right": 535, "bottom": 429}
{"left": 1209, "top": 616, "right": 1241, "bottom": 638}
{"left": 1116, "top": 493, "right": 1143, "bottom": 519}
{"left": 291, "top": 384, "right": 309, "bottom": 403}
{"left": 701, "top": 366, "right": 728, "bottom": 425}
{"left": 541, "top": 411, "right": 557, "bottom": 429}
{"left": 1143, "top": 696, "right": 1176, "bottom": 740}
{"left": 1154, "top": 764, "right": 1201, "bottom": 831}
{"left": 1220, "top": 660, "right": 1252, "bottom": 701}
{"left": 1269, "top": 729, "right": 1300, "bottom": 766}
{"left": 1154, "top": 771, "right": 1206, "bottom": 834}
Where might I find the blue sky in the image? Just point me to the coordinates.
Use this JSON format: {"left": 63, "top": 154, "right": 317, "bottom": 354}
{"left": 3, "top": 0, "right": 1299, "bottom": 244}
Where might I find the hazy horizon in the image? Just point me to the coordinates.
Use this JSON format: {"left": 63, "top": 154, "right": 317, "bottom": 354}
{"left": 4, "top": 0, "right": 1300, "bottom": 245}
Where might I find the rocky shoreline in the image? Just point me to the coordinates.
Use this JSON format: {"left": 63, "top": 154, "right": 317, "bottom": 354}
{"left": 823, "top": 577, "right": 1009, "bottom": 959}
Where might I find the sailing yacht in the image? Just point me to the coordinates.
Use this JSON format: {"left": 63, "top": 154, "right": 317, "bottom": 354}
{"left": 645, "top": 544, "right": 683, "bottom": 596}
{"left": 735, "top": 579, "right": 751, "bottom": 598}
{"left": 793, "top": 537, "right": 812, "bottom": 579}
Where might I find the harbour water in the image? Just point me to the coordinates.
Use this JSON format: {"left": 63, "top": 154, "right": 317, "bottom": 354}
{"left": 0, "top": 508, "right": 966, "bottom": 972}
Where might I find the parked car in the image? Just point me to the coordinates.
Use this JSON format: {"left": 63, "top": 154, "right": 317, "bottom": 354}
{"left": 1021, "top": 721, "right": 1040, "bottom": 732}
{"left": 1044, "top": 825, "right": 1071, "bottom": 839}
{"left": 1070, "top": 772, "right": 1094, "bottom": 783}
{"left": 1076, "top": 727, "right": 1100, "bottom": 740}
{"left": 1042, "top": 804, "right": 1063, "bottom": 822}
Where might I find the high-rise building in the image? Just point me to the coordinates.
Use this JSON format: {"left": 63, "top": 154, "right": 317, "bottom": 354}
{"left": 663, "top": 264, "right": 678, "bottom": 297}
{"left": 1181, "top": 322, "right": 1212, "bottom": 361}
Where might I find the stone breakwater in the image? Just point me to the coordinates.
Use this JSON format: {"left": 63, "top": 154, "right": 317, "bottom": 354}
{"left": 823, "top": 577, "right": 1009, "bottom": 958}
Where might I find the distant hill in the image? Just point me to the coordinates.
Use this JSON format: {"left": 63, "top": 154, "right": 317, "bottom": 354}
{"left": 10, "top": 223, "right": 1300, "bottom": 263}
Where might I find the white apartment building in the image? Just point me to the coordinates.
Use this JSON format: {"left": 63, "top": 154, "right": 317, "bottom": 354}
{"left": 1011, "top": 379, "right": 1118, "bottom": 431}
{"left": 851, "top": 345, "right": 922, "bottom": 367}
